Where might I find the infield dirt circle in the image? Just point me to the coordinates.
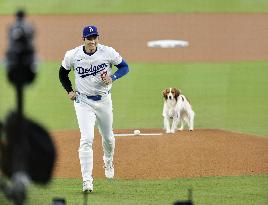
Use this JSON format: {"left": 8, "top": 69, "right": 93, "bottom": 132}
{"left": 52, "top": 129, "right": 268, "bottom": 179}
{"left": 1, "top": 14, "right": 268, "bottom": 179}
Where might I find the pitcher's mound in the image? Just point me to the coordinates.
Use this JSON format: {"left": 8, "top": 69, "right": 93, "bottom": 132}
{"left": 52, "top": 129, "right": 268, "bottom": 179}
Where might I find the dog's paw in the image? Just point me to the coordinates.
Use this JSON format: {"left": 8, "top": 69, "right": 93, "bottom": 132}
{"left": 166, "top": 129, "right": 171, "bottom": 134}
{"left": 189, "top": 129, "right": 194, "bottom": 131}
{"left": 170, "top": 129, "right": 176, "bottom": 133}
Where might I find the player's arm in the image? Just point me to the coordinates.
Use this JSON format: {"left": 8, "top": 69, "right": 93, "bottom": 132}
{"left": 111, "top": 59, "right": 129, "bottom": 81}
{"left": 102, "top": 59, "right": 129, "bottom": 85}
{"left": 59, "top": 65, "right": 76, "bottom": 100}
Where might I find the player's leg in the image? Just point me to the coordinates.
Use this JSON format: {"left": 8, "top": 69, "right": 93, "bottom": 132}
{"left": 74, "top": 101, "right": 96, "bottom": 190}
{"left": 96, "top": 95, "right": 115, "bottom": 178}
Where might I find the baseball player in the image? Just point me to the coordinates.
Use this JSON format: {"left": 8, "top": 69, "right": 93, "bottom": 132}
{"left": 59, "top": 25, "right": 129, "bottom": 192}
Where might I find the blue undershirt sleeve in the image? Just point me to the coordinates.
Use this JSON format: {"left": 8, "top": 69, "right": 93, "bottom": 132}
{"left": 111, "top": 59, "right": 129, "bottom": 81}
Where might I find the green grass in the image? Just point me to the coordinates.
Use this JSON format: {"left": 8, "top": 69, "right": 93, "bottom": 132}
{"left": 0, "top": 0, "right": 268, "bottom": 14}
{"left": 1, "top": 61, "right": 268, "bottom": 136}
{"left": 1, "top": 175, "right": 267, "bottom": 205}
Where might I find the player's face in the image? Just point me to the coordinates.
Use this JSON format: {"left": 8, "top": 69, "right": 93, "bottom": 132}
{"left": 84, "top": 35, "right": 99, "bottom": 53}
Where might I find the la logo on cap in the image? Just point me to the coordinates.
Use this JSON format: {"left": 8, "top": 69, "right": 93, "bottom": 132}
{"left": 88, "top": 27, "right": 94, "bottom": 32}
{"left": 83, "top": 25, "right": 98, "bottom": 37}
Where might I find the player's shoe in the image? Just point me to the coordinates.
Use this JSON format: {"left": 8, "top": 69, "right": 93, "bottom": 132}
{"left": 83, "top": 180, "right": 93, "bottom": 192}
{"left": 104, "top": 161, "right": 114, "bottom": 179}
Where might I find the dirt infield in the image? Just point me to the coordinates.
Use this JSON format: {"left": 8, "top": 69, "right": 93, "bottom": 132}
{"left": 1, "top": 13, "right": 267, "bottom": 179}
{"left": 52, "top": 129, "right": 268, "bottom": 179}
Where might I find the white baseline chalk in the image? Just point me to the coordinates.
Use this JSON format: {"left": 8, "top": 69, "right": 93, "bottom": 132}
{"left": 115, "top": 133, "right": 162, "bottom": 137}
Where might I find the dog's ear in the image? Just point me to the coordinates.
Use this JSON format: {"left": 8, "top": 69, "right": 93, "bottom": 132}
{"left": 175, "top": 88, "right": 180, "bottom": 98}
{"left": 162, "top": 89, "right": 168, "bottom": 99}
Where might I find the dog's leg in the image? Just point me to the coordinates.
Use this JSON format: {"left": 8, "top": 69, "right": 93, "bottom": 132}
{"left": 178, "top": 120, "right": 184, "bottom": 131}
{"left": 176, "top": 112, "right": 183, "bottom": 131}
{"left": 164, "top": 117, "right": 171, "bottom": 133}
{"left": 189, "top": 111, "right": 195, "bottom": 131}
{"left": 171, "top": 115, "right": 180, "bottom": 133}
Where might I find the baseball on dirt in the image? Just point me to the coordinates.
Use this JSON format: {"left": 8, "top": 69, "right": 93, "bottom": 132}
{"left": 133, "top": 129, "right": 141, "bottom": 135}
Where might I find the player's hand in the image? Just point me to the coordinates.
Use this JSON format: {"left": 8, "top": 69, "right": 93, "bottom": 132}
{"left": 68, "top": 91, "right": 76, "bottom": 101}
{"left": 102, "top": 75, "right": 112, "bottom": 85}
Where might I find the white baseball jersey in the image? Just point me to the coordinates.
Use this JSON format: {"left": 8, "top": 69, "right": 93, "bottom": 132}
{"left": 62, "top": 43, "right": 122, "bottom": 96}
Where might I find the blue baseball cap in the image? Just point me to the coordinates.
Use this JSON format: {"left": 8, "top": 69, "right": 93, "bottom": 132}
{"left": 83, "top": 25, "right": 99, "bottom": 38}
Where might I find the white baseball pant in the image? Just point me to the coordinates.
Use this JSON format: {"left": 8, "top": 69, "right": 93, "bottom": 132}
{"left": 74, "top": 93, "right": 115, "bottom": 181}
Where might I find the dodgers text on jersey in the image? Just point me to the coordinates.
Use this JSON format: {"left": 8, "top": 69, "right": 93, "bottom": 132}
{"left": 76, "top": 63, "right": 108, "bottom": 78}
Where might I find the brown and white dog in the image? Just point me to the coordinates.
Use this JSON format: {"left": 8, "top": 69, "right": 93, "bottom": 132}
{"left": 162, "top": 88, "right": 195, "bottom": 133}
